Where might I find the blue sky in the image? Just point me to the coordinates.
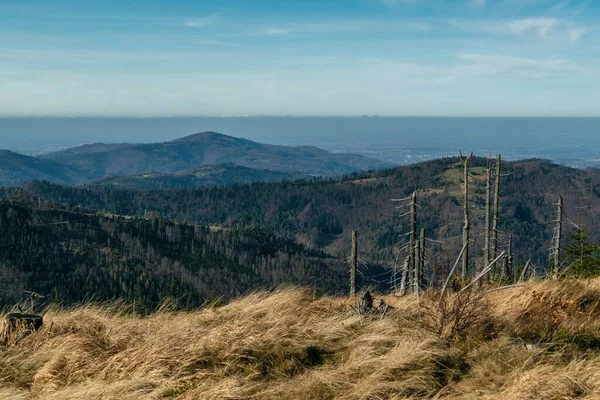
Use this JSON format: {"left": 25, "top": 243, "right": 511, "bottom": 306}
{"left": 1, "top": 0, "right": 599, "bottom": 116}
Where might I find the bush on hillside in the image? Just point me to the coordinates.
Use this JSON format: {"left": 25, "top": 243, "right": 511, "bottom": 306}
{"left": 410, "top": 287, "right": 497, "bottom": 342}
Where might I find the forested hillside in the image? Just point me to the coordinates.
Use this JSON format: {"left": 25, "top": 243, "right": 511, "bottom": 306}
{"left": 20, "top": 157, "right": 600, "bottom": 273}
{"left": 0, "top": 132, "right": 391, "bottom": 187}
{"left": 38, "top": 132, "right": 390, "bottom": 180}
{"left": 91, "top": 164, "right": 297, "bottom": 189}
{"left": 0, "top": 200, "right": 372, "bottom": 310}
{"left": 0, "top": 150, "right": 86, "bottom": 186}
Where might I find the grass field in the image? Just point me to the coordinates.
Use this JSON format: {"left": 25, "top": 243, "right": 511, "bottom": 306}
{"left": 3, "top": 278, "right": 600, "bottom": 399}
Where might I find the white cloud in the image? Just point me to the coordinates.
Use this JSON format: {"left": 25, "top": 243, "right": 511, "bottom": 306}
{"left": 2, "top": 53, "right": 599, "bottom": 117}
{"left": 184, "top": 15, "right": 216, "bottom": 28}
{"left": 259, "top": 20, "right": 429, "bottom": 36}
{"left": 550, "top": 0, "right": 572, "bottom": 12}
{"left": 448, "top": 19, "right": 509, "bottom": 36}
{"left": 456, "top": 53, "right": 574, "bottom": 78}
{"left": 265, "top": 28, "right": 290, "bottom": 37}
{"left": 471, "top": 0, "right": 486, "bottom": 7}
{"left": 452, "top": 17, "right": 586, "bottom": 43}
{"left": 508, "top": 17, "right": 559, "bottom": 38}
{"left": 568, "top": 26, "right": 587, "bottom": 42}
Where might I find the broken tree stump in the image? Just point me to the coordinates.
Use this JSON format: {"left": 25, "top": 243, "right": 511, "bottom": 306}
{"left": 356, "top": 291, "right": 374, "bottom": 314}
{"left": 355, "top": 291, "right": 390, "bottom": 319}
{"left": 1, "top": 313, "right": 43, "bottom": 345}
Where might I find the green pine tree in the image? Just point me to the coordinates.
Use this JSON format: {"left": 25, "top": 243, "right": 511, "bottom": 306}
{"left": 564, "top": 227, "right": 600, "bottom": 278}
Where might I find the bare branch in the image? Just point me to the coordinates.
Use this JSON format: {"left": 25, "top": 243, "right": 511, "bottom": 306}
{"left": 460, "top": 251, "right": 506, "bottom": 292}
{"left": 519, "top": 259, "right": 532, "bottom": 282}
{"left": 481, "top": 284, "right": 525, "bottom": 296}
{"left": 441, "top": 242, "right": 469, "bottom": 297}
{"left": 425, "top": 238, "right": 446, "bottom": 245}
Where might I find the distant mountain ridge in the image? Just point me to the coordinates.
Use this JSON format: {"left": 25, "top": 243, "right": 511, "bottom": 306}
{"left": 0, "top": 132, "right": 392, "bottom": 186}
{"left": 40, "top": 131, "right": 391, "bottom": 177}
{"left": 0, "top": 150, "right": 87, "bottom": 186}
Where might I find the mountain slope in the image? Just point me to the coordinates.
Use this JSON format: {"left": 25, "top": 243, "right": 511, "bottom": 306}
{"left": 0, "top": 200, "right": 390, "bottom": 308}
{"left": 0, "top": 150, "right": 86, "bottom": 186}
{"left": 91, "top": 164, "right": 297, "bottom": 190}
{"left": 39, "top": 132, "right": 391, "bottom": 179}
{"left": 22, "top": 157, "right": 600, "bottom": 275}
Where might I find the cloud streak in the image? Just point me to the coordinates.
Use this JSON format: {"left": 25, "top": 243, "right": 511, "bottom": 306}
{"left": 184, "top": 15, "right": 216, "bottom": 28}
{"left": 508, "top": 17, "right": 559, "bottom": 38}
{"left": 450, "top": 16, "right": 588, "bottom": 43}
{"left": 265, "top": 28, "right": 289, "bottom": 36}
{"left": 456, "top": 53, "right": 576, "bottom": 79}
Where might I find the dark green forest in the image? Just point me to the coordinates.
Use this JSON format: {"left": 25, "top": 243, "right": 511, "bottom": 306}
{"left": 0, "top": 201, "right": 364, "bottom": 311}
{"left": 20, "top": 157, "right": 600, "bottom": 264}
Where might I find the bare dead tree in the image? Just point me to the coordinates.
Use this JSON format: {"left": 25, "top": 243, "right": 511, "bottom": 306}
{"left": 415, "top": 234, "right": 421, "bottom": 300}
{"left": 400, "top": 256, "right": 409, "bottom": 296}
{"left": 418, "top": 228, "right": 425, "bottom": 290}
{"left": 460, "top": 152, "right": 473, "bottom": 279}
{"left": 484, "top": 163, "right": 492, "bottom": 265}
{"left": 350, "top": 230, "right": 357, "bottom": 297}
{"left": 491, "top": 154, "right": 502, "bottom": 261}
{"left": 409, "top": 190, "right": 417, "bottom": 292}
{"left": 505, "top": 233, "right": 513, "bottom": 281}
{"left": 391, "top": 191, "right": 419, "bottom": 295}
{"left": 479, "top": 162, "right": 493, "bottom": 288}
{"left": 551, "top": 196, "right": 563, "bottom": 279}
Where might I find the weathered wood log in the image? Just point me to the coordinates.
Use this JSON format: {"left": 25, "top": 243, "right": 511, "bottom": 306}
{"left": 1, "top": 313, "right": 43, "bottom": 345}
{"left": 7, "top": 313, "right": 43, "bottom": 330}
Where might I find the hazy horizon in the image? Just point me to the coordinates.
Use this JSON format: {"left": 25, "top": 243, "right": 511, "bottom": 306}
{"left": 2, "top": 116, "right": 599, "bottom": 168}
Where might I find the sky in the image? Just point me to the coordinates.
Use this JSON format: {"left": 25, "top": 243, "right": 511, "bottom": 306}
{"left": 1, "top": 0, "right": 599, "bottom": 117}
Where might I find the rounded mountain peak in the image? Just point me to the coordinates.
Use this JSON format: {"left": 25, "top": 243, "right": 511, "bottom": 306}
{"left": 172, "top": 132, "right": 245, "bottom": 143}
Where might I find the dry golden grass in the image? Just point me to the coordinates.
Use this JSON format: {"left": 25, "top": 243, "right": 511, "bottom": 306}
{"left": 3, "top": 279, "right": 600, "bottom": 399}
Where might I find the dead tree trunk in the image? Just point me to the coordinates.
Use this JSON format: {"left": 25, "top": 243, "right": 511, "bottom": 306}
{"left": 350, "top": 230, "right": 357, "bottom": 297}
{"left": 552, "top": 196, "right": 563, "bottom": 278}
{"left": 392, "top": 259, "right": 398, "bottom": 292}
{"left": 491, "top": 155, "right": 502, "bottom": 262}
{"left": 460, "top": 152, "right": 473, "bottom": 279}
{"left": 399, "top": 256, "right": 409, "bottom": 295}
{"left": 505, "top": 233, "right": 513, "bottom": 282}
{"left": 484, "top": 165, "right": 492, "bottom": 265}
{"left": 418, "top": 228, "right": 425, "bottom": 290}
{"left": 415, "top": 235, "right": 421, "bottom": 299}
{"left": 409, "top": 191, "right": 417, "bottom": 292}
